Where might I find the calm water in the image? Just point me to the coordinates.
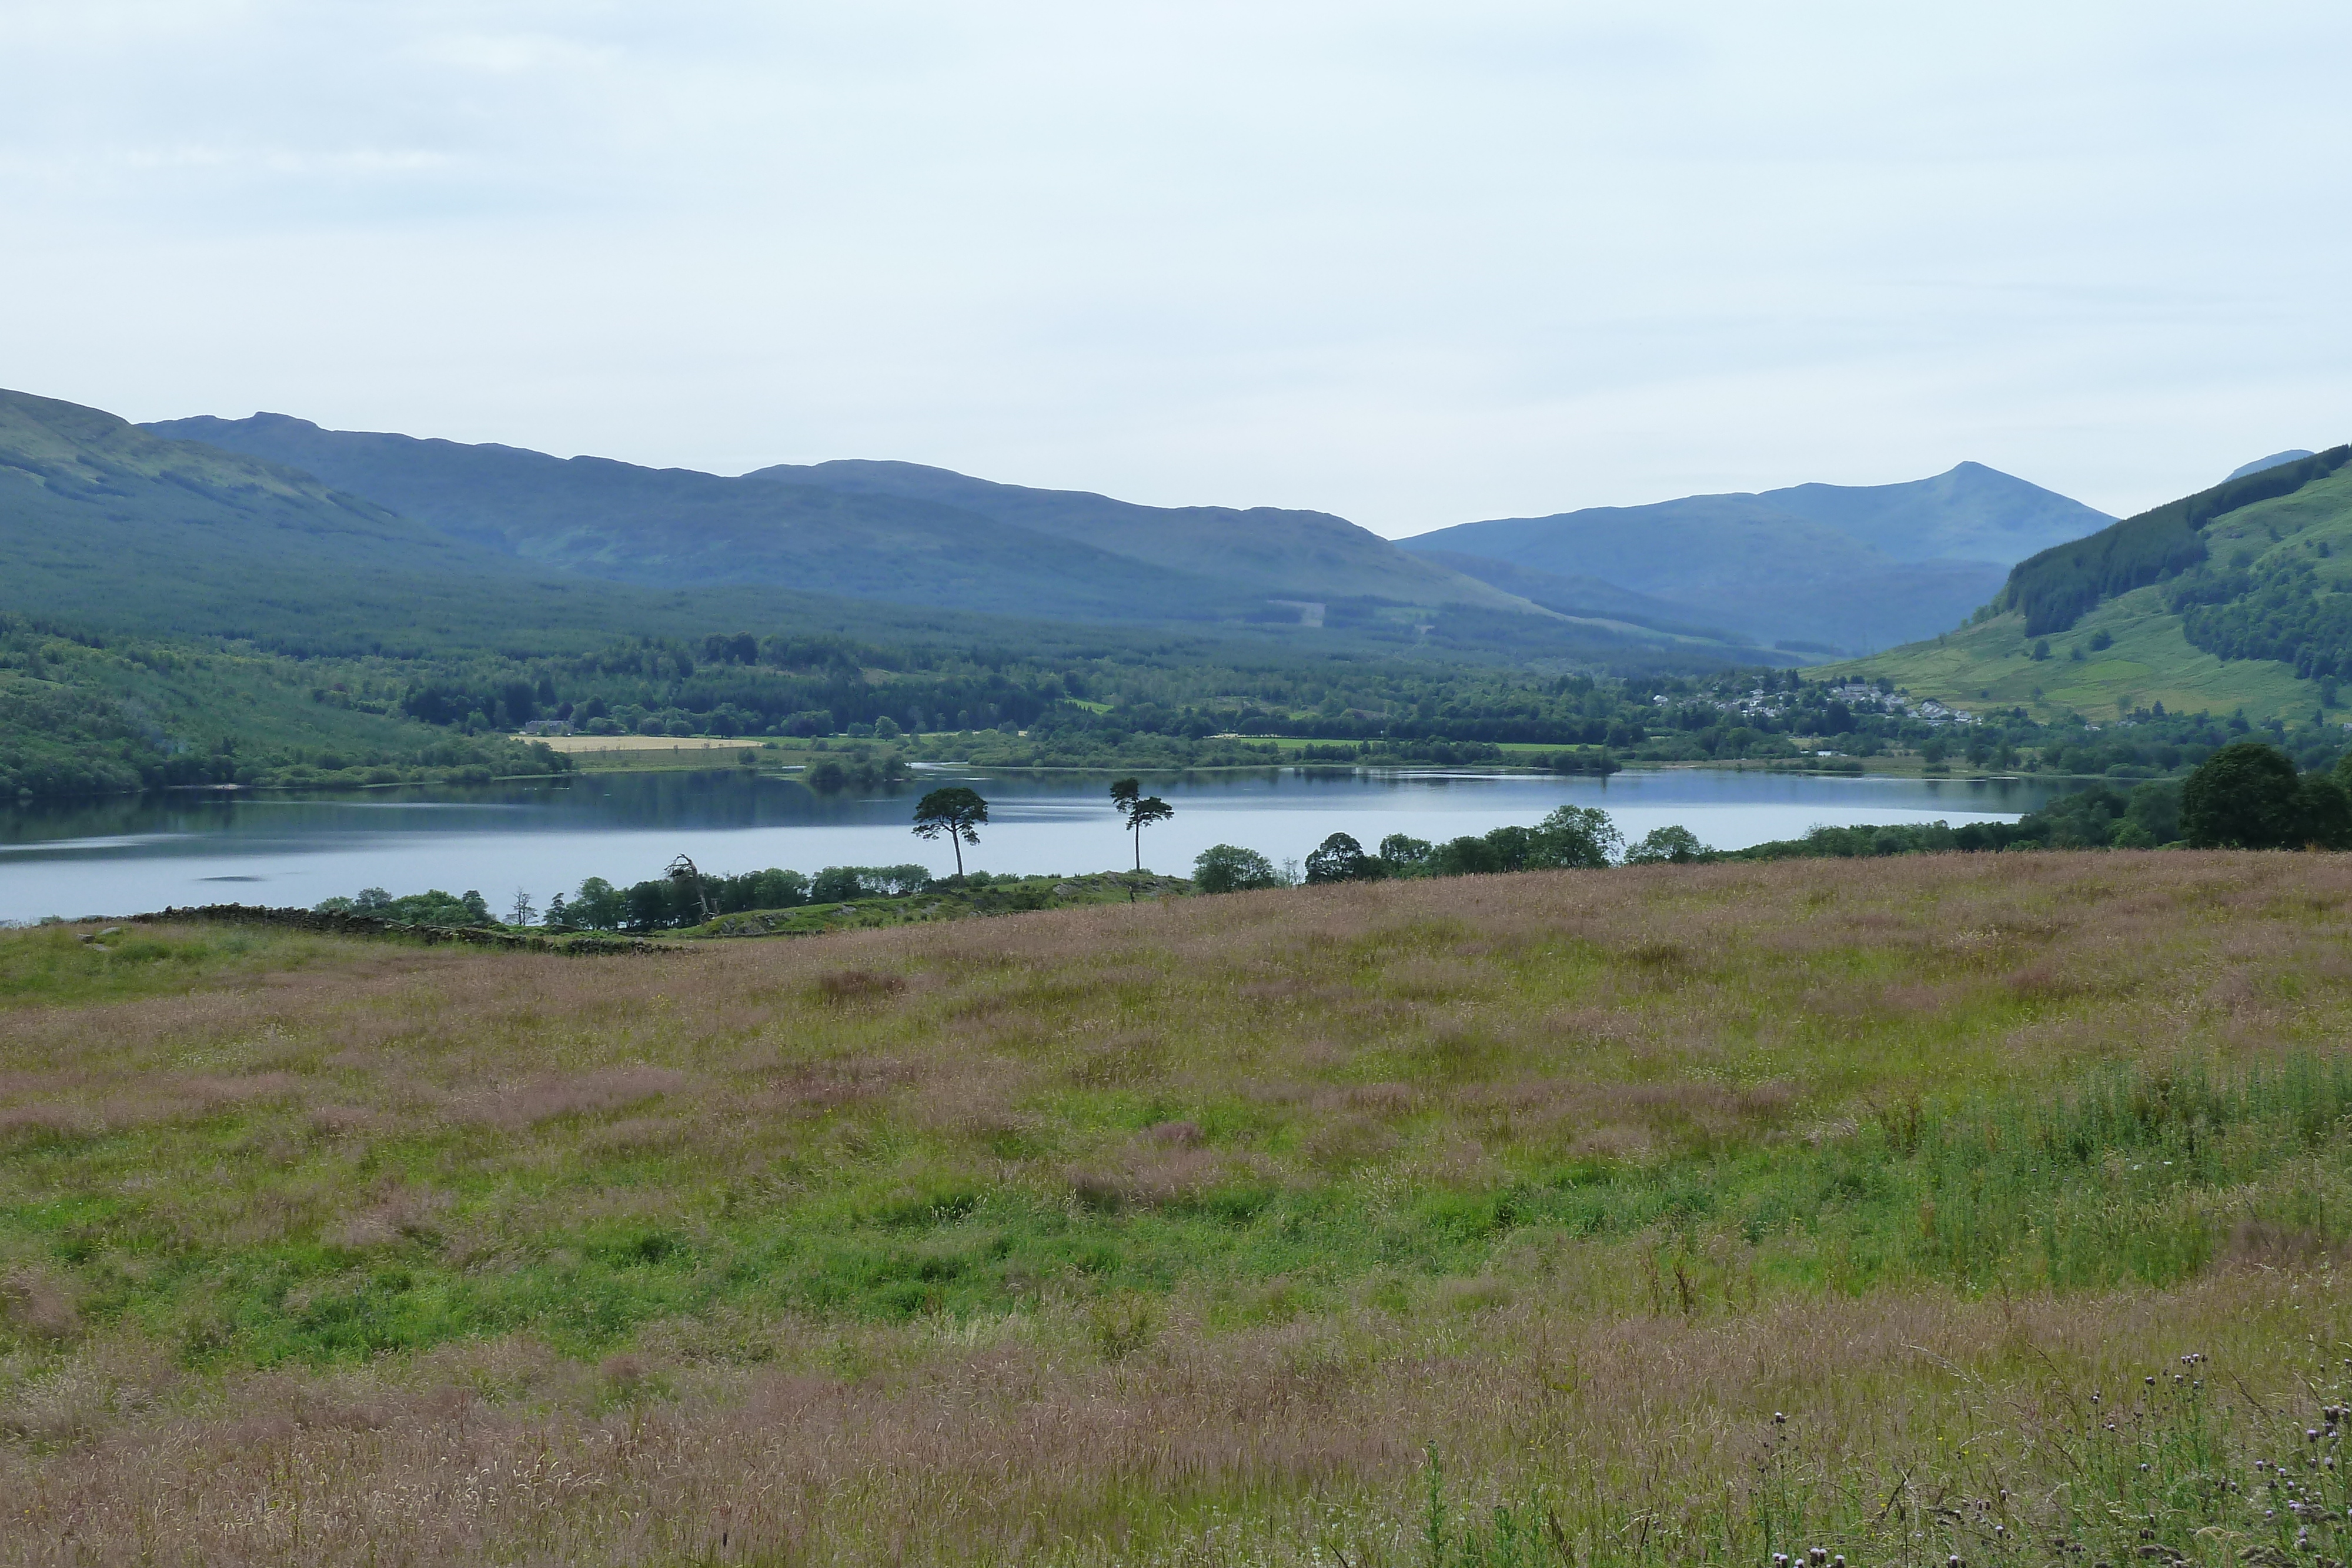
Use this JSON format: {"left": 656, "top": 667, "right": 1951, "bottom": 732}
{"left": 0, "top": 767, "right": 2070, "bottom": 922}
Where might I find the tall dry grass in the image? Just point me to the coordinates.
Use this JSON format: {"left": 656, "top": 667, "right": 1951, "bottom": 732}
{"left": 2, "top": 850, "right": 2351, "bottom": 1562}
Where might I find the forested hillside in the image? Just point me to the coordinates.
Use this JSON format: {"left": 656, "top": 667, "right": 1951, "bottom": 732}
{"left": 1999, "top": 447, "right": 2352, "bottom": 636}
{"left": 148, "top": 414, "right": 1532, "bottom": 623}
{"left": 0, "top": 613, "right": 564, "bottom": 799}
{"left": 1846, "top": 446, "right": 2352, "bottom": 721}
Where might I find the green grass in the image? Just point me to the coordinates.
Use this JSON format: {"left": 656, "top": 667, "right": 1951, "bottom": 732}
{"left": 1837, "top": 601, "right": 2315, "bottom": 723}
{"left": 7, "top": 853, "right": 2352, "bottom": 1564}
{"left": 0, "top": 922, "right": 338, "bottom": 1009}
{"left": 1840, "top": 463, "right": 2352, "bottom": 721}
{"left": 24, "top": 1045, "right": 2341, "bottom": 1372}
{"left": 9, "top": 855, "right": 2352, "bottom": 1368}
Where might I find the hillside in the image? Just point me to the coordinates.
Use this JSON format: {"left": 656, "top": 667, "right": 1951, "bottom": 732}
{"left": 1405, "top": 547, "right": 1755, "bottom": 642}
{"left": 0, "top": 389, "right": 603, "bottom": 653}
{"left": 1400, "top": 462, "right": 2112, "bottom": 652}
{"left": 146, "top": 413, "right": 1269, "bottom": 624}
{"left": 152, "top": 416, "right": 1538, "bottom": 624}
{"left": 1, "top": 389, "right": 1070, "bottom": 660}
{"left": 5, "top": 855, "right": 2351, "bottom": 1563}
{"left": 753, "top": 457, "right": 1524, "bottom": 611}
{"left": 1760, "top": 460, "right": 2113, "bottom": 562}
{"left": 1843, "top": 446, "right": 2352, "bottom": 720}
{"left": 2229, "top": 449, "right": 2316, "bottom": 480}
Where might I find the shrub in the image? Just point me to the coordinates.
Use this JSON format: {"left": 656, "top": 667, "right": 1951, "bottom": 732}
{"left": 1304, "top": 833, "right": 1378, "bottom": 884}
{"left": 2180, "top": 741, "right": 2343, "bottom": 849}
{"left": 1625, "top": 825, "right": 1711, "bottom": 864}
{"left": 1194, "top": 844, "right": 1284, "bottom": 894}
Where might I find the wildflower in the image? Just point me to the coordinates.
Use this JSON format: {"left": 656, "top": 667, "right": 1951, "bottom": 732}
{"left": 1774, "top": 1412, "right": 1787, "bottom": 1425}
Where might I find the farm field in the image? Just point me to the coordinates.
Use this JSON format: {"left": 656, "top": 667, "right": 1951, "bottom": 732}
{"left": 5, "top": 854, "right": 2352, "bottom": 1564}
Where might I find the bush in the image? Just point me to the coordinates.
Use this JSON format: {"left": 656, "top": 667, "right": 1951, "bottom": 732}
{"left": 313, "top": 888, "right": 492, "bottom": 927}
{"left": 1304, "top": 833, "right": 1378, "bottom": 884}
{"left": 2180, "top": 741, "right": 2347, "bottom": 849}
{"left": 811, "top": 867, "right": 866, "bottom": 902}
{"left": 1194, "top": 844, "right": 1285, "bottom": 894}
{"left": 1625, "top": 824, "right": 1711, "bottom": 864}
{"left": 1528, "top": 804, "right": 1623, "bottom": 868}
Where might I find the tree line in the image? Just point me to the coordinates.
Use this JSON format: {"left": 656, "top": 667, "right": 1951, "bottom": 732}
{"left": 308, "top": 737, "right": 2352, "bottom": 935}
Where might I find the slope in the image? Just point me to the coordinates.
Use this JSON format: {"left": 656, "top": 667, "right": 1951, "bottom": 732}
{"left": 1401, "top": 494, "right": 2007, "bottom": 653}
{"left": 1759, "top": 461, "right": 2113, "bottom": 563}
{"left": 1842, "top": 448, "right": 2352, "bottom": 721}
{"left": 1406, "top": 549, "right": 1755, "bottom": 644}
{"left": 13, "top": 390, "right": 1404, "bottom": 669}
{"left": 751, "top": 457, "right": 1532, "bottom": 611}
{"left": 0, "top": 389, "right": 663, "bottom": 655}
{"left": 146, "top": 415, "right": 1257, "bottom": 624}
{"left": 2229, "top": 450, "right": 2316, "bottom": 481}
{"left": 1399, "top": 463, "right": 2112, "bottom": 653}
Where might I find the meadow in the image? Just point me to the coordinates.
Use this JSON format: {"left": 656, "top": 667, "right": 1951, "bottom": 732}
{"left": 4, "top": 852, "right": 2352, "bottom": 1564}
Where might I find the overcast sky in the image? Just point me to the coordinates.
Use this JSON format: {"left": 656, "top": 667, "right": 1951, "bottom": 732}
{"left": 4, "top": 1, "right": 2347, "bottom": 533}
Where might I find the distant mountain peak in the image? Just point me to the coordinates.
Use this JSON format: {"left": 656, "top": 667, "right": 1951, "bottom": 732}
{"left": 2227, "top": 450, "right": 2317, "bottom": 482}
{"left": 1395, "top": 463, "right": 2113, "bottom": 653}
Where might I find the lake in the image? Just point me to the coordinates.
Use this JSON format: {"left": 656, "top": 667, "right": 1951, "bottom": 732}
{"left": 0, "top": 765, "right": 2072, "bottom": 923}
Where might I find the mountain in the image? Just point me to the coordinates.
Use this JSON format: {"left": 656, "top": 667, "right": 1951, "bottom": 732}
{"left": 1398, "top": 463, "right": 2112, "bottom": 654}
{"left": 149, "top": 417, "right": 1534, "bottom": 624}
{"left": 751, "top": 459, "right": 1514, "bottom": 609}
{"left": 1404, "top": 549, "right": 1756, "bottom": 644}
{"left": 1752, "top": 462, "right": 2114, "bottom": 564}
{"left": 2228, "top": 450, "right": 2317, "bottom": 482}
{"left": 0, "top": 390, "right": 1226, "bottom": 658}
{"left": 0, "top": 388, "right": 613, "bottom": 653}
{"left": 144, "top": 414, "right": 1262, "bottom": 624}
{"left": 1838, "top": 446, "right": 2352, "bottom": 721}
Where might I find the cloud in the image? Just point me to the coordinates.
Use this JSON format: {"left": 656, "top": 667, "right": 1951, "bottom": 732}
{"left": 0, "top": 0, "right": 2347, "bottom": 530}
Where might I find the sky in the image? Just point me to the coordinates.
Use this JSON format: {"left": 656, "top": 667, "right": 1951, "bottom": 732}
{"left": 3, "top": 0, "right": 2348, "bottom": 534}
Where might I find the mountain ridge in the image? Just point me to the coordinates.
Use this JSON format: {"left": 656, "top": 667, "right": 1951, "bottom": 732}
{"left": 1396, "top": 462, "right": 2113, "bottom": 652}
{"left": 751, "top": 457, "right": 1519, "bottom": 609}
{"left": 144, "top": 414, "right": 1264, "bottom": 624}
{"left": 2229, "top": 450, "right": 2317, "bottom": 482}
{"left": 149, "top": 417, "right": 1539, "bottom": 623}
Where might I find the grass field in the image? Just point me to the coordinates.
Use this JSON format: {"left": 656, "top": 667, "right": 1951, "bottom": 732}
{"left": 5, "top": 854, "right": 2352, "bottom": 1564}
